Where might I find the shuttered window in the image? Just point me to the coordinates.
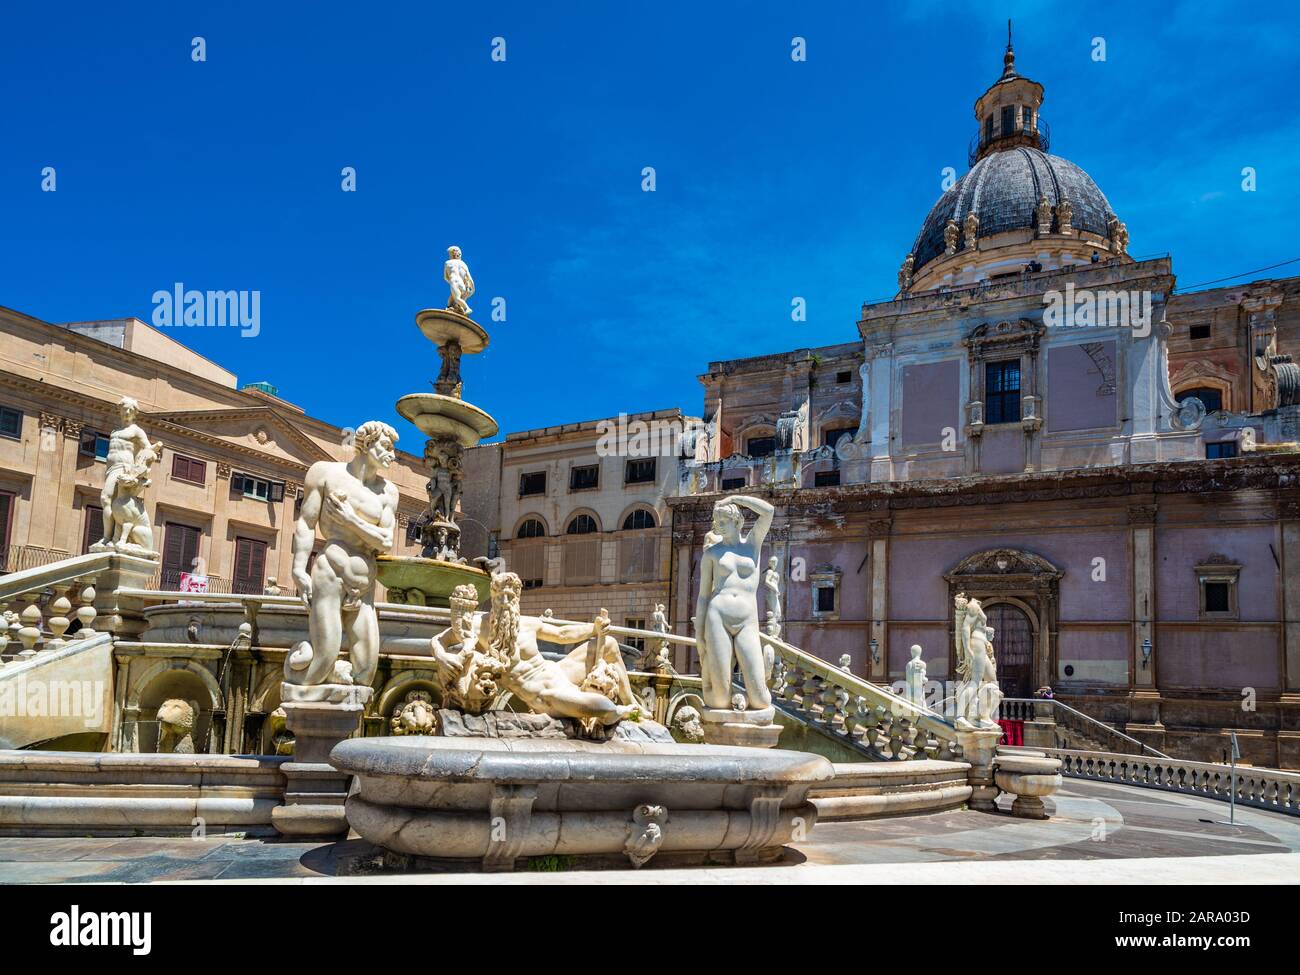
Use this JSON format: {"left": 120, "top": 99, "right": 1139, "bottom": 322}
{"left": 162, "top": 522, "right": 202, "bottom": 589}
{"left": 82, "top": 505, "right": 104, "bottom": 553}
{"left": 563, "top": 538, "right": 600, "bottom": 586}
{"left": 0, "top": 491, "right": 14, "bottom": 566}
{"left": 233, "top": 536, "right": 268, "bottom": 595}
{"left": 171, "top": 454, "right": 207, "bottom": 485}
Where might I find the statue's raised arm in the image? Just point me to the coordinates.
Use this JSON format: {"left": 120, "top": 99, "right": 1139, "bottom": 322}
{"left": 727, "top": 494, "right": 775, "bottom": 548}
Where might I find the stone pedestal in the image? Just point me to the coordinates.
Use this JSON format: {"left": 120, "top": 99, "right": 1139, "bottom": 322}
{"left": 271, "top": 683, "right": 373, "bottom": 838}
{"left": 955, "top": 727, "right": 1003, "bottom": 812}
{"left": 699, "top": 705, "right": 782, "bottom": 749}
{"left": 993, "top": 749, "right": 1063, "bottom": 820}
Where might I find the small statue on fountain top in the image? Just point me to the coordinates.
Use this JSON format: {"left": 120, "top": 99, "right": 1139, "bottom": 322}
{"left": 444, "top": 245, "right": 475, "bottom": 317}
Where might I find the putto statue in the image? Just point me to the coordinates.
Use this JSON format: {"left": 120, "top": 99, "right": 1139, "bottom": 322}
{"left": 93, "top": 397, "right": 162, "bottom": 556}
{"left": 954, "top": 592, "right": 1002, "bottom": 730}
{"left": 444, "top": 245, "right": 475, "bottom": 317}
{"left": 285, "top": 420, "right": 400, "bottom": 689}
{"left": 430, "top": 572, "right": 641, "bottom": 730}
{"left": 696, "top": 495, "right": 775, "bottom": 713}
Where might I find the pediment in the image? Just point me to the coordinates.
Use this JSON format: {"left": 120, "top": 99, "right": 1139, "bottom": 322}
{"left": 146, "top": 406, "right": 334, "bottom": 469}
{"left": 944, "top": 547, "right": 1063, "bottom": 580}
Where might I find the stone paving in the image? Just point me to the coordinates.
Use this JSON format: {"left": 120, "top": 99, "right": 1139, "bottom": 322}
{"left": 1, "top": 779, "right": 1297, "bottom": 884}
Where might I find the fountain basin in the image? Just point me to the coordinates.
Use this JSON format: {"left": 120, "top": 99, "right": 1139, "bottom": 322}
{"left": 331, "top": 735, "right": 833, "bottom": 870}
{"left": 414, "top": 307, "right": 489, "bottom": 352}
{"left": 377, "top": 556, "right": 490, "bottom": 608}
{"left": 396, "top": 393, "right": 498, "bottom": 446}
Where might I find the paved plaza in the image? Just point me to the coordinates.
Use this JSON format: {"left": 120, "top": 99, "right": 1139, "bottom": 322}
{"left": 2, "top": 779, "right": 1296, "bottom": 884}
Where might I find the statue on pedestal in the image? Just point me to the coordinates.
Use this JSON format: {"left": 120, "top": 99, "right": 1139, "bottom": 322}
{"left": 696, "top": 495, "right": 775, "bottom": 713}
{"left": 93, "top": 397, "right": 162, "bottom": 557}
{"left": 444, "top": 245, "right": 475, "bottom": 317}
{"left": 284, "top": 420, "right": 399, "bottom": 690}
{"left": 954, "top": 593, "right": 1002, "bottom": 730}
{"left": 905, "top": 643, "right": 927, "bottom": 708}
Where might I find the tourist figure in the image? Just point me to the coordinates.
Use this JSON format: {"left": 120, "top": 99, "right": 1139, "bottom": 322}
{"left": 695, "top": 495, "right": 775, "bottom": 711}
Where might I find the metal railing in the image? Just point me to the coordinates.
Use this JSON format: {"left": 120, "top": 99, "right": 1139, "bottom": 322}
{"left": 999, "top": 697, "right": 1169, "bottom": 758}
{"left": 1, "top": 545, "right": 72, "bottom": 575}
{"left": 968, "top": 118, "right": 1050, "bottom": 166}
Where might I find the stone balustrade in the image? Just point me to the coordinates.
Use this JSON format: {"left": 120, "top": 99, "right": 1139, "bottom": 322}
{"left": 0, "top": 552, "right": 123, "bottom": 666}
{"left": 763, "top": 634, "right": 963, "bottom": 761}
{"left": 1045, "top": 747, "right": 1300, "bottom": 816}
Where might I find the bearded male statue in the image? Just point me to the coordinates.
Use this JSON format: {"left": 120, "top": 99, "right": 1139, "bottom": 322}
{"left": 431, "top": 572, "right": 640, "bottom": 728}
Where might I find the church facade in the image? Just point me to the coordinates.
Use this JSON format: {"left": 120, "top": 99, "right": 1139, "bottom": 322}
{"left": 667, "top": 43, "right": 1300, "bottom": 768}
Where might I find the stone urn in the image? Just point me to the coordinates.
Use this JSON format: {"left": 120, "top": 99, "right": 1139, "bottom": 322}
{"left": 993, "top": 750, "right": 1063, "bottom": 819}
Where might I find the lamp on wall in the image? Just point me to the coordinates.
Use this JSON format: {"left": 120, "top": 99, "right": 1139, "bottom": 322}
{"left": 870, "top": 637, "right": 880, "bottom": 664}
{"left": 1141, "top": 638, "right": 1152, "bottom": 669}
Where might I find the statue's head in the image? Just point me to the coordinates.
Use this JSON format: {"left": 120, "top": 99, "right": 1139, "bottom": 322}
{"left": 711, "top": 501, "right": 744, "bottom": 541}
{"left": 156, "top": 698, "right": 195, "bottom": 733}
{"left": 447, "top": 245, "right": 462, "bottom": 259}
{"left": 353, "top": 420, "right": 398, "bottom": 469}
{"left": 910, "top": 643, "right": 923, "bottom": 660}
{"left": 768, "top": 556, "right": 778, "bottom": 569}
{"left": 118, "top": 396, "right": 139, "bottom": 422}
{"left": 487, "top": 572, "right": 523, "bottom": 659}
{"left": 490, "top": 571, "right": 522, "bottom": 610}
{"left": 954, "top": 591, "right": 969, "bottom": 614}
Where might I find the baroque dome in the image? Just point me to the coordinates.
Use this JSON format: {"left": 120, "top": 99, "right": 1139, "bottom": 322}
{"left": 897, "top": 28, "right": 1131, "bottom": 294}
{"left": 910, "top": 146, "right": 1115, "bottom": 274}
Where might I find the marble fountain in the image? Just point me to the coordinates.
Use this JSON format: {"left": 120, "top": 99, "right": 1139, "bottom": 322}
{"left": 267, "top": 247, "right": 838, "bottom": 867}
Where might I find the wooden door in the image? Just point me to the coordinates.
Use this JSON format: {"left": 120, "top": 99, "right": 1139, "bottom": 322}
{"left": 987, "top": 602, "right": 1033, "bottom": 698}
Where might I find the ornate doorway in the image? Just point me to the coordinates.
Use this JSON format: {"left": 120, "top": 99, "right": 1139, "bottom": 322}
{"left": 944, "top": 548, "right": 1063, "bottom": 694}
{"left": 986, "top": 603, "right": 1033, "bottom": 697}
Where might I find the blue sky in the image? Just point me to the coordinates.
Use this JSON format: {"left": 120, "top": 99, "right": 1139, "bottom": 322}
{"left": 2, "top": 1, "right": 1297, "bottom": 448}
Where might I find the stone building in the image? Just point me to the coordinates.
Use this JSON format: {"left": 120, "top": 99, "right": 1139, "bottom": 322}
{"left": 461, "top": 409, "right": 698, "bottom": 648}
{"left": 667, "top": 42, "right": 1300, "bottom": 768}
{"left": 0, "top": 307, "right": 430, "bottom": 594}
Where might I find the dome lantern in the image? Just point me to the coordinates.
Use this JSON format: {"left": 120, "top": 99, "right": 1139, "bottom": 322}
{"left": 970, "top": 21, "right": 1046, "bottom": 165}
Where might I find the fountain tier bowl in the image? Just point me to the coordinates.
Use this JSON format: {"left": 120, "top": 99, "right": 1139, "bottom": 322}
{"left": 376, "top": 556, "right": 490, "bottom": 608}
{"left": 395, "top": 393, "right": 498, "bottom": 446}
{"left": 331, "top": 735, "right": 834, "bottom": 871}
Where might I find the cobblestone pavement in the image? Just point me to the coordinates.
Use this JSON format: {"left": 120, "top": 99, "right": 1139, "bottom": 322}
{"left": 1, "top": 779, "right": 1297, "bottom": 884}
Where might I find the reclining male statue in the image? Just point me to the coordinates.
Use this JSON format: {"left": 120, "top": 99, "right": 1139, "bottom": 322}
{"left": 430, "top": 572, "right": 640, "bottom": 728}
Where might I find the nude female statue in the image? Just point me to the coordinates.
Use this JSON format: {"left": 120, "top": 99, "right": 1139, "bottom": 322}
{"left": 695, "top": 495, "right": 775, "bottom": 711}
{"left": 954, "top": 592, "right": 1002, "bottom": 730}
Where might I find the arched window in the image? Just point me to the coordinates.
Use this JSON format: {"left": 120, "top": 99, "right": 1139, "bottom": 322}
{"left": 1177, "top": 387, "right": 1223, "bottom": 413}
{"left": 566, "top": 513, "right": 598, "bottom": 535}
{"left": 622, "top": 509, "right": 656, "bottom": 531}
{"left": 517, "top": 518, "right": 546, "bottom": 539}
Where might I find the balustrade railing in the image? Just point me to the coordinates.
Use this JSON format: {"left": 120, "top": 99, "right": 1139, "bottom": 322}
{"left": 1000, "top": 697, "right": 1169, "bottom": 758}
{"left": 1045, "top": 748, "right": 1300, "bottom": 817}
{"left": 0, "top": 551, "right": 114, "bottom": 665}
{"left": 764, "top": 634, "right": 963, "bottom": 761}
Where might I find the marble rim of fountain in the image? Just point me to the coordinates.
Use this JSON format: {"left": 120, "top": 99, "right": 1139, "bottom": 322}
{"left": 376, "top": 555, "right": 491, "bottom": 607}
{"left": 331, "top": 735, "right": 832, "bottom": 867}
{"left": 414, "top": 308, "right": 489, "bottom": 353}
{"left": 395, "top": 393, "right": 499, "bottom": 445}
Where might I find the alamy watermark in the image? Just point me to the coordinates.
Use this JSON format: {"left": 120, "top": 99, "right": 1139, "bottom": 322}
{"left": 0, "top": 676, "right": 105, "bottom": 726}
{"left": 1043, "top": 284, "right": 1152, "bottom": 337}
{"left": 151, "top": 283, "right": 261, "bottom": 338}
{"left": 595, "top": 412, "right": 707, "bottom": 457}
